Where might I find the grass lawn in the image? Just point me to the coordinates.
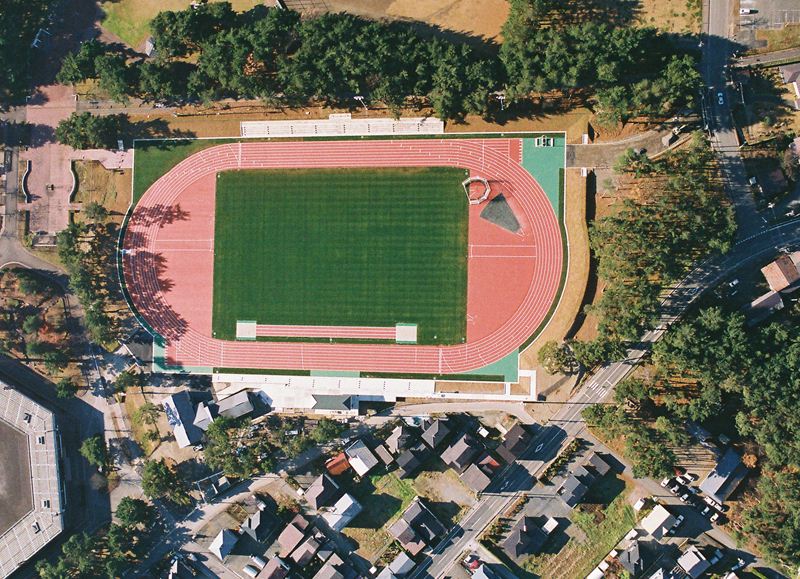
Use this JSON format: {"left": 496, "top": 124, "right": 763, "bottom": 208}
{"left": 100, "top": 0, "right": 262, "bottom": 48}
{"left": 133, "top": 140, "right": 222, "bottom": 202}
{"left": 344, "top": 471, "right": 417, "bottom": 559}
{"left": 522, "top": 494, "right": 636, "bottom": 579}
{"left": 212, "top": 167, "right": 468, "bottom": 344}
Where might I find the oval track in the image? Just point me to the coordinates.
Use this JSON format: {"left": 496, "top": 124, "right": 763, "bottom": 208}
{"left": 123, "top": 139, "right": 563, "bottom": 374}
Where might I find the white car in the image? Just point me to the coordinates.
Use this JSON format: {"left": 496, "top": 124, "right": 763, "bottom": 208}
{"left": 717, "top": 92, "right": 725, "bottom": 105}
{"left": 660, "top": 477, "right": 672, "bottom": 487}
{"left": 740, "top": 8, "right": 754, "bottom": 14}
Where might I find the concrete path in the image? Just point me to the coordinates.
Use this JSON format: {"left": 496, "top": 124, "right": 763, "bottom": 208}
{"left": 23, "top": 84, "right": 78, "bottom": 234}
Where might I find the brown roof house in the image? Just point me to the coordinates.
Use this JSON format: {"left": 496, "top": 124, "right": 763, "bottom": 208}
{"left": 291, "top": 534, "right": 322, "bottom": 566}
{"left": 761, "top": 252, "right": 800, "bottom": 291}
{"left": 496, "top": 423, "right": 533, "bottom": 463}
{"left": 305, "top": 474, "right": 342, "bottom": 511}
{"left": 257, "top": 557, "right": 290, "bottom": 579}
{"left": 441, "top": 433, "right": 481, "bottom": 473}
{"left": 780, "top": 63, "right": 800, "bottom": 109}
{"left": 388, "top": 498, "right": 448, "bottom": 556}
{"left": 421, "top": 419, "right": 450, "bottom": 449}
{"left": 277, "top": 514, "right": 310, "bottom": 557}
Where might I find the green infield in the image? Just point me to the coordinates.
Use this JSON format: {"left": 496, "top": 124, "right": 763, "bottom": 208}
{"left": 212, "top": 167, "right": 469, "bottom": 345}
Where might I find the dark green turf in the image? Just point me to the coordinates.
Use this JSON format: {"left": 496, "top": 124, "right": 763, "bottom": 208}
{"left": 212, "top": 167, "right": 468, "bottom": 345}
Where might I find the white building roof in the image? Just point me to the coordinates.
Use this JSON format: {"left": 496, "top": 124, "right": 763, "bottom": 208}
{"left": 640, "top": 505, "right": 676, "bottom": 540}
{"left": 322, "top": 493, "right": 363, "bottom": 532}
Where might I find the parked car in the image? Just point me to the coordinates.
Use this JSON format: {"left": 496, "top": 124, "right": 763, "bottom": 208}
{"left": 660, "top": 477, "right": 673, "bottom": 488}
{"left": 676, "top": 474, "right": 694, "bottom": 485}
{"left": 740, "top": 8, "right": 754, "bottom": 14}
{"left": 717, "top": 92, "right": 725, "bottom": 105}
{"left": 667, "top": 514, "right": 685, "bottom": 535}
{"left": 669, "top": 483, "right": 682, "bottom": 494}
{"left": 679, "top": 491, "right": 691, "bottom": 503}
{"left": 703, "top": 496, "right": 729, "bottom": 512}
{"left": 710, "top": 512, "right": 722, "bottom": 524}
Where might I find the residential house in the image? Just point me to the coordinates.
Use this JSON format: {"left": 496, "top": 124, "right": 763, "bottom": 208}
{"left": 501, "top": 517, "right": 554, "bottom": 560}
{"left": 240, "top": 509, "right": 275, "bottom": 542}
{"left": 618, "top": 540, "right": 656, "bottom": 577}
{"left": 305, "top": 474, "right": 341, "bottom": 511}
{"left": 277, "top": 514, "right": 310, "bottom": 557}
{"left": 761, "top": 252, "right": 800, "bottom": 291}
{"left": 217, "top": 390, "right": 254, "bottom": 419}
{"left": 677, "top": 546, "right": 711, "bottom": 578}
{"left": 585, "top": 452, "right": 611, "bottom": 476}
{"left": 374, "top": 444, "right": 395, "bottom": 466}
{"left": 779, "top": 63, "right": 800, "bottom": 109}
{"left": 745, "top": 290, "right": 784, "bottom": 326}
{"left": 314, "top": 553, "right": 354, "bottom": 579}
{"left": 388, "top": 498, "right": 447, "bottom": 556}
{"left": 257, "top": 557, "right": 290, "bottom": 579}
{"left": 395, "top": 449, "right": 422, "bottom": 479}
{"left": 441, "top": 433, "right": 481, "bottom": 473}
{"left": 322, "top": 494, "right": 363, "bottom": 532}
{"left": 558, "top": 475, "right": 588, "bottom": 508}
{"left": 700, "top": 448, "right": 749, "bottom": 504}
{"left": 460, "top": 463, "right": 492, "bottom": 493}
{"left": 290, "top": 535, "right": 321, "bottom": 566}
{"left": 325, "top": 452, "right": 350, "bottom": 476}
{"left": 209, "top": 529, "right": 238, "bottom": 561}
{"left": 496, "top": 423, "right": 532, "bottom": 463}
{"left": 161, "top": 390, "right": 203, "bottom": 448}
{"left": 345, "top": 439, "right": 379, "bottom": 477}
{"left": 376, "top": 551, "right": 416, "bottom": 578}
{"left": 640, "top": 505, "right": 677, "bottom": 540}
{"left": 387, "top": 424, "right": 416, "bottom": 455}
{"left": 421, "top": 419, "right": 450, "bottom": 449}
{"left": 193, "top": 400, "right": 217, "bottom": 431}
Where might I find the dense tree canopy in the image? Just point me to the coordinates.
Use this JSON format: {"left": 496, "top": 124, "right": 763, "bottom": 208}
{"left": 572, "top": 135, "right": 736, "bottom": 367}
{"left": 0, "top": 0, "right": 53, "bottom": 106}
{"left": 56, "top": 2, "right": 698, "bottom": 121}
{"left": 654, "top": 304, "right": 800, "bottom": 566}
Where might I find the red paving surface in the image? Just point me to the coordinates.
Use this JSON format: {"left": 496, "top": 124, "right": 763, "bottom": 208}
{"left": 123, "top": 139, "right": 562, "bottom": 374}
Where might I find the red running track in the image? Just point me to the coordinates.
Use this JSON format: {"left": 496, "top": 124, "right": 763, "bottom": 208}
{"left": 122, "top": 139, "right": 563, "bottom": 374}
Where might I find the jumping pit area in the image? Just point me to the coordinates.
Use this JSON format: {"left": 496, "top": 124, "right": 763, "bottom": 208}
{"left": 122, "top": 136, "right": 565, "bottom": 375}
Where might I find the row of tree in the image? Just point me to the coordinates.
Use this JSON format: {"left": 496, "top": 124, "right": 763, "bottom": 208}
{"left": 570, "top": 135, "right": 737, "bottom": 367}
{"left": 54, "top": 2, "right": 700, "bottom": 121}
{"left": 57, "top": 220, "right": 117, "bottom": 343}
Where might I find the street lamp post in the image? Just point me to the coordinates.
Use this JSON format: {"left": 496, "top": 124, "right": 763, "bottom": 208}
{"left": 354, "top": 95, "right": 367, "bottom": 112}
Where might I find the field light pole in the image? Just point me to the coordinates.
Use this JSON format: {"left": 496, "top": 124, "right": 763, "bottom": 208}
{"left": 495, "top": 94, "right": 506, "bottom": 111}
{"left": 354, "top": 95, "right": 368, "bottom": 112}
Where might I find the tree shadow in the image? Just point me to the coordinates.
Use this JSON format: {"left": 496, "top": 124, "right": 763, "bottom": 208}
{"left": 122, "top": 230, "right": 190, "bottom": 342}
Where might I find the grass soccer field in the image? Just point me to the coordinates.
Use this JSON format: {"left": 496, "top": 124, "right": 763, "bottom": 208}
{"left": 212, "top": 167, "right": 469, "bottom": 345}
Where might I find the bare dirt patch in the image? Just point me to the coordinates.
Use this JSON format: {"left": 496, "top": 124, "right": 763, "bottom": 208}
{"left": 754, "top": 23, "right": 800, "bottom": 53}
{"left": 634, "top": 0, "right": 702, "bottom": 34}
{"left": 73, "top": 161, "right": 132, "bottom": 218}
{"left": 324, "top": 0, "right": 510, "bottom": 42}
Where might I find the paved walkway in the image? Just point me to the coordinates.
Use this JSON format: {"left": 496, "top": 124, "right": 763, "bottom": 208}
{"left": 734, "top": 47, "right": 800, "bottom": 67}
{"left": 23, "top": 84, "right": 77, "bottom": 234}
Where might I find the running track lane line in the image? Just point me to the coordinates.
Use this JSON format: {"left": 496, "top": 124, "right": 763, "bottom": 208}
{"left": 123, "top": 139, "right": 563, "bottom": 373}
